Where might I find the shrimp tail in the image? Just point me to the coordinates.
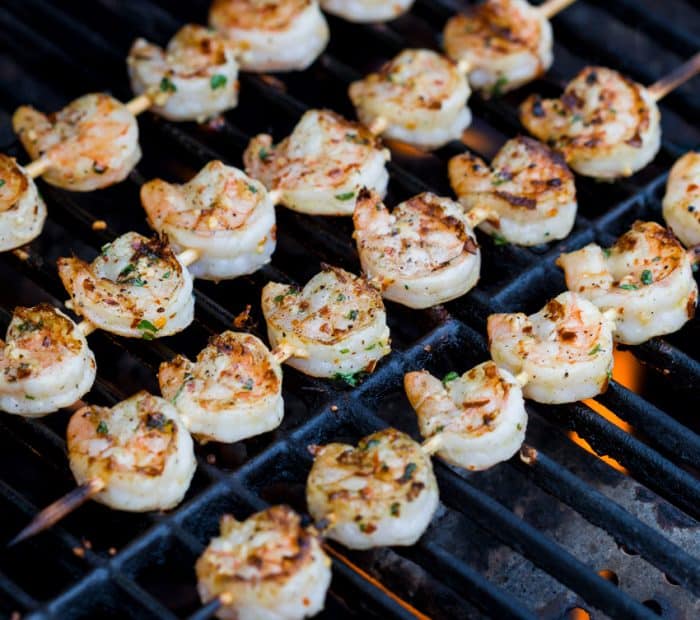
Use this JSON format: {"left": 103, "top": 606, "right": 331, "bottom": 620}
{"left": 8, "top": 478, "right": 105, "bottom": 546}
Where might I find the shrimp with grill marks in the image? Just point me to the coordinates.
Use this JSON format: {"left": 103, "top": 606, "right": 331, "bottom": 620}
{"left": 443, "top": 0, "right": 553, "bottom": 95}
{"left": 261, "top": 265, "right": 390, "bottom": 378}
{"left": 196, "top": 505, "right": 331, "bottom": 620}
{"left": 520, "top": 66, "right": 661, "bottom": 179}
{"left": 306, "top": 428, "right": 439, "bottom": 549}
{"left": 353, "top": 189, "right": 480, "bottom": 308}
{"left": 67, "top": 391, "right": 196, "bottom": 511}
{"left": 662, "top": 151, "right": 700, "bottom": 248}
{"left": 0, "top": 305, "right": 96, "bottom": 417}
{"left": 0, "top": 154, "right": 46, "bottom": 252}
{"left": 209, "top": 0, "right": 329, "bottom": 73}
{"left": 159, "top": 331, "right": 284, "bottom": 444}
{"left": 58, "top": 232, "right": 194, "bottom": 339}
{"left": 448, "top": 136, "right": 576, "bottom": 246}
{"left": 488, "top": 292, "right": 615, "bottom": 404}
{"left": 405, "top": 362, "right": 527, "bottom": 471}
{"left": 320, "top": 0, "right": 415, "bottom": 23}
{"left": 244, "top": 109, "right": 390, "bottom": 216}
{"left": 557, "top": 221, "right": 697, "bottom": 345}
{"left": 13, "top": 93, "right": 141, "bottom": 191}
{"left": 128, "top": 24, "right": 240, "bottom": 122}
{"left": 349, "top": 49, "right": 471, "bottom": 150}
{"left": 141, "top": 161, "right": 276, "bottom": 281}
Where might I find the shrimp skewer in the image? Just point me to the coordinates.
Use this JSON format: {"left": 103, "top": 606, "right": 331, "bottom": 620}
{"left": 662, "top": 151, "right": 700, "bottom": 248}
{"left": 0, "top": 154, "right": 47, "bottom": 252}
{"left": 11, "top": 391, "right": 196, "bottom": 545}
{"left": 159, "top": 331, "right": 285, "bottom": 444}
{"left": 349, "top": 49, "right": 472, "bottom": 150}
{"left": 141, "top": 161, "right": 277, "bottom": 281}
{"left": 261, "top": 265, "right": 391, "bottom": 378}
{"left": 58, "top": 232, "right": 195, "bottom": 339}
{"left": 196, "top": 505, "right": 332, "bottom": 620}
{"left": 443, "top": 0, "right": 556, "bottom": 96}
{"left": 14, "top": 93, "right": 147, "bottom": 190}
{"left": 306, "top": 428, "right": 439, "bottom": 549}
{"left": 353, "top": 188, "right": 481, "bottom": 308}
{"left": 244, "top": 109, "right": 390, "bottom": 216}
{"left": 209, "top": 0, "right": 329, "bottom": 73}
{"left": 520, "top": 54, "right": 700, "bottom": 179}
{"left": 320, "top": 0, "right": 415, "bottom": 23}
{"left": 404, "top": 361, "right": 527, "bottom": 471}
{"left": 0, "top": 304, "right": 96, "bottom": 417}
{"left": 487, "top": 292, "right": 616, "bottom": 404}
{"left": 448, "top": 136, "right": 577, "bottom": 246}
{"left": 557, "top": 221, "right": 697, "bottom": 345}
{"left": 128, "top": 24, "right": 240, "bottom": 123}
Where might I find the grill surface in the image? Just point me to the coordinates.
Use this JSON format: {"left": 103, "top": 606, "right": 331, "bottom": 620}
{"left": 0, "top": 1, "right": 698, "bottom": 619}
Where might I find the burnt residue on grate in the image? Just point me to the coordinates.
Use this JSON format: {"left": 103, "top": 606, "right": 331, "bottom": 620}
{"left": 0, "top": 0, "right": 698, "bottom": 619}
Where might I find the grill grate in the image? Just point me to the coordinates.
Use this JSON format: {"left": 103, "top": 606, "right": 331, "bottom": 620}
{"left": 0, "top": 0, "right": 698, "bottom": 618}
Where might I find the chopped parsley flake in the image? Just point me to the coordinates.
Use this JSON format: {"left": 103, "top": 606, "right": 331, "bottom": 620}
{"left": 346, "top": 309, "right": 359, "bottom": 321}
{"left": 364, "top": 438, "right": 380, "bottom": 450}
{"left": 619, "top": 283, "right": 638, "bottom": 291}
{"left": 258, "top": 147, "right": 270, "bottom": 161}
{"left": 640, "top": 269, "right": 653, "bottom": 285}
{"left": 492, "top": 233, "right": 508, "bottom": 246}
{"left": 339, "top": 348, "right": 350, "bottom": 354}
{"left": 210, "top": 74, "right": 227, "bottom": 90}
{"left": 335, "top": 191, "right": 355, "bottom": 201}
{"left": 242, "top": 378, "right": 254, "bottom": 391}
{"left": 171, "top": 373, "right": 193, "bottom": 403}
{"left": 247, "top": 183, "right": 258, "bottom": 194}
{"left": 96, "top": 420, "right": 108, "bottom": 434}
{"left": 162, "top": 271, "right": 171, "bottom": 280}
{"left": 137, "top": 319, "right": 159, "bottom": 340}
{"left": 160, "top": 76, "right": 177, "bottom": 93}
{"left": 516, "top": 423, "right": 523, "bottom": 431}
{"left": 334, "top": 371, "right": 362, "bottom": 387}
{"left": 390, "top": 502, "right": 401, "bottom": 517}
{"left": 491, "top": 76, "right": 508, "bottom": 97}
{"left": 118, "top": 264, "right": 135, "bottom": 279}
{"left": 273, "top": 294, "right": 285, "bottom": 304}
{"left": 0, "top": 179, "right": 5, "bottom": 188}
{"left": 588, "top": 344, "right": 601, "bottom": 355}
{"left": 442, "top": 371, "right": 459, "bottom": 384}
{"left": 24, "top": 394, "right": 35, "bottom": 400}
{"left": 603, "top": 248, "right": 611, "bottom": 258}
{"left": 398, "top": 462, "right": 417, "bottom": 484}
{"left": 336, "top": 293, "right": 346, "bottom": 302}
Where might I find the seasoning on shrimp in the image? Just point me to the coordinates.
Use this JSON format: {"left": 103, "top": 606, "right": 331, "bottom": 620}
{"left": 557, "top": 221, "right": 697, "bottom": 345}
{"left": 0, "top": 305, "right": 96, "bottom": 417}
{"left": 353, "top": 189, "right": 481, "bottom": 308}
{"left": 306, "top": 428, "right": 439, "bottom": 549}
{"left": 141, "top": 161, "right": 276, "bottom": 281}
{"left": 662, "top": 151, "right": 700, "bottom": 248}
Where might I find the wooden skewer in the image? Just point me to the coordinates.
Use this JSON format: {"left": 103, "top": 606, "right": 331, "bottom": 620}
{"left": 421, "top": 433, "right": 443, "bottom": 456}
{"left": 23, "top": 91, "right": 163, "bottom": 180}
{"left": 538, "top": 0, "right": 577, "bottom": 20}
{"left": 368, "top": 117, "right": 388, "bottom": 136}
{"left": 465, "top": 206, "right": 493, "bottom": 228}
{"left": 191, "top": 593, "right": 234, "bottom": 620}
{"left": 267, "top": 189, "right": 282, "bottom": 204}
{"left": 9, "top": 478, "right": 105, "bottom": 546}
{"left": 270, "top": 342, "right": 308, "bottom": 363}
{"left": 648, "top": 52, "right": 700, "bottom": 102}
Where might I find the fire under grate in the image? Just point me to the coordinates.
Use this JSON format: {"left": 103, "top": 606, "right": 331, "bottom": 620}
{"left": 0, "top": 0, "right": 698, "bottom": 618}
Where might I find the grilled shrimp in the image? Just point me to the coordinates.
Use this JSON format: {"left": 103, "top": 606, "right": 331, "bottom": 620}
{"left": 13, "top": 93, "right": 141, "bottom": 191}
{"left": 349, "top": 49, "right": 472, "bottom": 150}
{"left": 448, "top": 136, "right": 576, "bottom": 246}
{"left": 557, "top": 221, "right": 697, "bottom": 345}
{"left": 58, "top": 232, "right": 194, "bottom": 339}
{"left": 662, "top": 151, "right": 700, "bottom": 248}
{"left": 487, "top": 292, "right": 615, "bottom": 404}
{"left": 159, "top": 331, "right": 284, "bottom": 443}
{"left": 141, "top": 161, "right": 276, "bottom": 281}
{"left": 128, "top": 24, "right": 240, "bottom": 122}
{"left": 0, "top": 154, "right": 47, "bottom": 252}
{"left": 0, "top": 305, "right": 96, "bottom": 417}
{"left": 244, "top": 109, "right": 390, "bottom": 216}
{"left": 443, "top": 0, "right": 553, "bottom": 95}
{"left": 320, "top": 0, "right": 415, "bottom": 22}
{"left": 353, "top": 189, "right": 480, "bottom": 308}
{"left": 196, "top": 505, "right": 331, "bottom": 620}
{"left": 404, "top": 362, "right": 527, "bottom": 471}
{"left": 306, "top": 428, "right": 439, "bottom": 549}
{"left": 209, "top": 0, "right": 329, "bottom": 73}
{"left": 67, "top": 391, "right": 196, "bottom": 511}
{"left": 262, "top": 266, "right": 390, "bottom": 378}
{"left": 520, "top": 66, "right": 661, "bottom": 179}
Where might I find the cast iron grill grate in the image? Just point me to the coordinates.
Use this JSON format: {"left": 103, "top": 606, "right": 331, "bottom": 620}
{"left": 0, "top": 0, "right": 698, "bottom": 618}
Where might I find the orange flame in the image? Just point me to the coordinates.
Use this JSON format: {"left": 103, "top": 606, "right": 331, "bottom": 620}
{"left": 569, "top": 346, "right": 646, "bottom": 474}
